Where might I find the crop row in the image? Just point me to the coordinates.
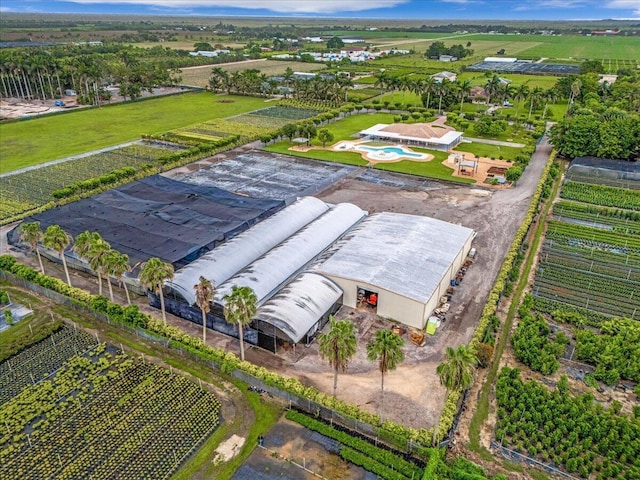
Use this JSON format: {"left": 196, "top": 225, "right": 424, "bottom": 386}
{"left": 539, "top": 249, "right": 640, "bottom": 283}
{"left": 285, "top": 409, "right": 424, "bottom": 480}
{"left": 546, "top": 220, "right": 640, "bottom": 253}
{"left": 231, "top": 113, "right": 293, "bottom": 129}
{"left": 541, "top": 239, "right": 640, "bottom": 269}
{"left": 535, "top": 263, "right": 640, "bottom": 302}
{"left": 554, "top": 200, "right": 640, "bottom": 222}
{"left": 1, "top": 143, "right": 176, "bottom": 221}
{"left": 553, "top": 212, "right": 640, "bottom": 236}
{"left": 565, "top": 172, "right": 640, "bottom": 191}
{"left": 0, "top": 325, "right": 98, "bottom": 406}
{"left": 560, "top": 181, "right": 640, "bottom": 211}
{"left": 532, "top": 284, "right": 635, "bottom": 320}
{"left": 250, "top": 105, "right": 320, "bottom": 120}
{"left": 0, "top": 346, "right": 220, "bottom": 480}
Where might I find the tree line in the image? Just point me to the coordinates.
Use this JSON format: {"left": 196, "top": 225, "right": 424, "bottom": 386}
{"left": 551, "top": 70, "right": 640, "bottom": 160}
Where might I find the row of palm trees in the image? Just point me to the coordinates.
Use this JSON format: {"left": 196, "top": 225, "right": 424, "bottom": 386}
{"left": 19, "top": 222, "right": 261, "bottom": 363}
{"left": 317, "top": 316, "right": 476, "bottom": 429}
{"left": 192, "top": 275, "right": 258, "bottom": 362}
{"left": 0, "top": 48, "right": 178, "bottom": 104}
{"left": 208, "top": 67, "right": 353, "bottom": 103}
{"left": 20, "top": 222, "right": 131, "bottom": 302}
{"left": 374, "top": 71, "right": 558, "bottom": 118}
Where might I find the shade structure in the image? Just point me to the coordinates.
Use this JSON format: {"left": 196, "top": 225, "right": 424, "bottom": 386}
{"left": 166, "top": 196, "right": 330, "bottom": 305}
{"left": 216, "top": 203, "right": 366, "bottom": 307}
{"left": 254, "top": 272, "right": 343, "bottom": 345}
{"left": 11, "top": 175, "right": 283, "bottom": 267}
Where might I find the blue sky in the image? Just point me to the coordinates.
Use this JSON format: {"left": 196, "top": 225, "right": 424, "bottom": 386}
{"left": 1, "top": 0, "right": 639, "bottom": 20}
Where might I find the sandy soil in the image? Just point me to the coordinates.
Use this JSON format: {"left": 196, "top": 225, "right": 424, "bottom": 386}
{"left": 0, "top": 86, "right": 190, "bottom": 120}
{"left": 1, "top": 137, "right": 551, "bottom": 434}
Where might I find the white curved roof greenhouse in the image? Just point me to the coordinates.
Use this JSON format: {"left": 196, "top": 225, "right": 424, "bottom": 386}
{"left": 165, "top": 196, "right": 330, "bottom": 305}
{"left": 216, "top": 203, "right": 366, "bottom": 306}
{"left": 254, "top": 273, "right": 343, "bottom": 343}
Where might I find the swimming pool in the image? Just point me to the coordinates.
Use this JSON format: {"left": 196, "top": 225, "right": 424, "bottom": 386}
{"left": 358, "top": 146, "right": 424, "bottom": 158}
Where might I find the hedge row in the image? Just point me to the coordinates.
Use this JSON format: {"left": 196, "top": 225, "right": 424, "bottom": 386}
{"left": 285, "top": 409, "right": 423, "bottom": 480}
{"left": 469, "top": 150, "right": 557, "bottom": 353}
{"left": 341, "top": 447, "right": 409, "bottom": 480}
{"left": 433, "top": 150, "right": 558, "bottom": 444}
{"left": 52, "top": 167, "right": 137, "bottom": 199}
{"left": 0, "top": 254, "right": 433, "bottom": 453}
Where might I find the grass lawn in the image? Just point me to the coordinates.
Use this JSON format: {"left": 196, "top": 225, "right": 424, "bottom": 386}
{"left": 374, "top": 148, "right": 475, "bottom": 183}
{"left": 454, "top": 142, "right": 522, "bottom": 161}
{"left": 0, "top": 93, "right": 269, "bottom": 173}
{"left": 316, "top": 112, "right": 397, "bottom": 141}
{"left": 265, "top": 142, "right": 368, "bottom": 166}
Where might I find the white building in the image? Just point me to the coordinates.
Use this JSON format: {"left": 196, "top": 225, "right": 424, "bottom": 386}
{"left": 359, "top": 123, "right": 463, "bottom": 151}
{"left": 315, "top": 213, "right": 475, "bottom": 329}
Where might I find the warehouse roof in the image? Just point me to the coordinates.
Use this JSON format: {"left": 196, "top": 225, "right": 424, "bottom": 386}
{"left": 166, "top": 197, "right": 330, "bottom": 305}
{"left": 315, "top": 212, "right": 475, "bottom": 303}
{"left": 254, "top": 273, "right": 343, "bottom": 343}
{"left": 216, "top": 203, "right": 366, "bottom": 306}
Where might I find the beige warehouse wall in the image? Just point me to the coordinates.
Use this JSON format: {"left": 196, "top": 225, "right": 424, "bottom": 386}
{"left": 324, "top": 276, "right": 427, "bottom": 329}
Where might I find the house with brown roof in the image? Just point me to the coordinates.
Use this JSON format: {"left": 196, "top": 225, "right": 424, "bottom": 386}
{"left": 359, "top": 123, "right": 463, "bottom": 151}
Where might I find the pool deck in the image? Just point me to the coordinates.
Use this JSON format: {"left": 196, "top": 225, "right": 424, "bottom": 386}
{"left": 290, "top": 139, "right": 434, "bottom": 165}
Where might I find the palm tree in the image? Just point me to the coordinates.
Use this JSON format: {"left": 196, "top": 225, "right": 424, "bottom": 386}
{"left": 435, "top": 80, "right": 450, "bottom": 114}
{"left": 42, "top": 225, "right": 72, "bottom": 286}
{"left": 223, "top": 285, "right": 257, "bottom": 361}
{"left": 528, "top": 86, "right": 544, "bottom": 120}
{"left": 542, "top": 88, "right": 558, "bottom": 119}
{"left": 436, "top": 344, "right": 476, "bottom": 392}
{"left": 19, "top": 222, "right": 45, "bottom": 274}
{"left": 139, "top": 257, "right": 174, "bottom": 325}
{"left": 73, "top": 230, "right": 103, "bottom": 291}
{"left": 421, "top": 77, "right": 436, "bottom": 110}
{"left": 569, "top": 78, "right": 582, "bottom": 106}
{"left": 194, "top": 276, "right": 215, "bottom": 343}
{"left": 106, "top": 250, "right": 132, "bottom": 305}
{"left": 484, "top": 74, "right": 501, "bottom": 105}
{"left": 87, "top": 237, "right": 111, "bottom": 296}
{"left": 318, "top": 316, "right": 357, "bottom": 397}
{"left": 366, "top": 329, "right": 404, "bottom": 418}
{"left": 513, "top": 84, "right": 530, "bottom": 120}
{"left": 457, "top": 79, "right": 472, "bottom": 112}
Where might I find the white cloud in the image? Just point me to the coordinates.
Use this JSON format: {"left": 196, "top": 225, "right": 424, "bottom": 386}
{"left": 607, "top": 0, "right": 640, "bottom": 15}
{"left": 64, "top": 0, "right": 410, "bottom": 13}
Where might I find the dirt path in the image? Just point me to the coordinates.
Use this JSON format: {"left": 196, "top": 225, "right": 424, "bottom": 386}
{"left": 180, "top": 58, "right": 267, "bottom": 71}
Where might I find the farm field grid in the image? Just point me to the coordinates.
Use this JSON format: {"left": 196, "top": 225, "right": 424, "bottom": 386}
{"left": 1, "top": 11, "right": 639, "bottom": 480}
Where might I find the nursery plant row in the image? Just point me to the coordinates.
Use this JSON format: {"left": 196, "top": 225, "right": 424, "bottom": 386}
{"left": 0, "top": 340, "right": 220, "bottom": 480}
{"left": 0, "top": 324, "right": 98, "bottom": 406}
{"left": 496, "top": 367, "right": 640, "bottom": 480}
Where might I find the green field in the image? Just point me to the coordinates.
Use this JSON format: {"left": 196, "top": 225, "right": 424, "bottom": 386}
{"left": 0, "top": 93, "right": 269, "bottom": 173}
{"left": 459, "top": 34, "right": 640, "bottom": 60}
{"left": 179, "top": 60, "right": 326, "bottom": 88}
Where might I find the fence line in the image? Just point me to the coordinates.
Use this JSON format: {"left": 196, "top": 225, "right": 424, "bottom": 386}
{"left": 490, "top": 441, "right": 581, "bottom": 480}
{"left": 256, "top": 445, "right": 330, "bottom": 480}
{"left": 1, "top": 270, "right": 434, "bottom": 459}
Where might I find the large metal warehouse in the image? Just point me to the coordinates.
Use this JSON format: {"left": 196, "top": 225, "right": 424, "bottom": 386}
{"left": 314, "top": 212, "right": 475, "bottom": 329}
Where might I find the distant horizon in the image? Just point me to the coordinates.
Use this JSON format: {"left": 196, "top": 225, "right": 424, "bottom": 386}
{"left": 1, "top": 1, "right": 639, "bottom": 21}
